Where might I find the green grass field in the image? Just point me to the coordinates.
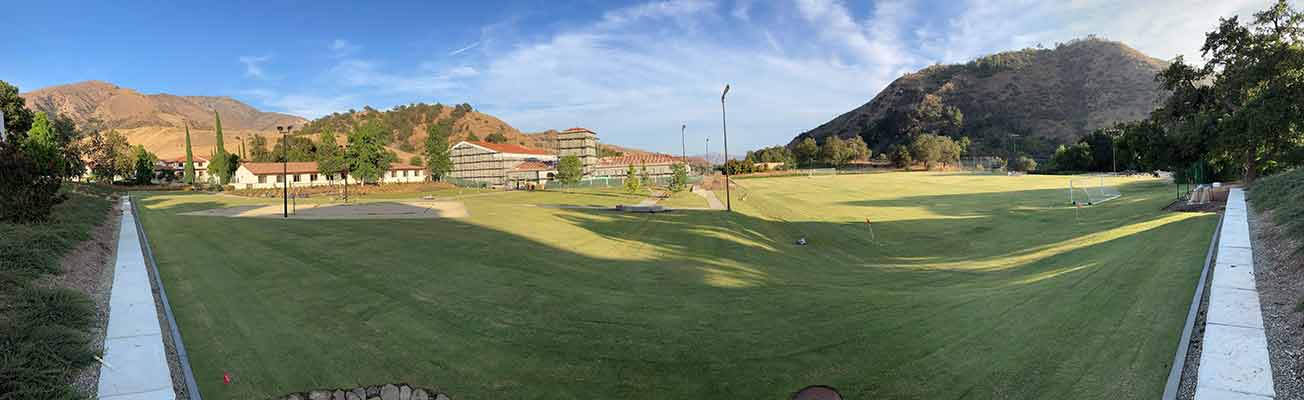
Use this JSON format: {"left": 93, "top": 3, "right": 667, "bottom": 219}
{"left": 136, "top": 172, "right": 1216, "bottom": 399}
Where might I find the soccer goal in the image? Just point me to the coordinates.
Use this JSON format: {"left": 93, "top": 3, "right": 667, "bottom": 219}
{"left": 807, "top": 168, "right": 837, "bottom": 178}
{"left": 1069, "top": 177, "right": 1122, "bottom": 206}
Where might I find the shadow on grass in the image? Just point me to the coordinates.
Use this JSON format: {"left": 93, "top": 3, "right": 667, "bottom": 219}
{"left": 131, "top": 184, "right": 1217, "bottom": 400}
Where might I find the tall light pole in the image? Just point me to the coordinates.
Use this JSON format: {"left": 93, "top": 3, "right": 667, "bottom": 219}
{"left": 0, "top": 109, "right": 7, "bottom": 142}
{"left": 681, "top": 124, "right": 687, "bottom": 164}
{"left": 277, "top": 125, "right": 293, "bottom": 218}
{"left": 720, "top": 84, "right": 731, "bottom": 212}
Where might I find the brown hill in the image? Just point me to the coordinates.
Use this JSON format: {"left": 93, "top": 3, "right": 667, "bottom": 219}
{"left": 299, "top": 103, "right": 536, "bottom": 153}
{"left": 789, "top": 38, "right": 1169, "bottom": 157}
{"left": 21, "top": 80, "right": 306, "bottom": 159}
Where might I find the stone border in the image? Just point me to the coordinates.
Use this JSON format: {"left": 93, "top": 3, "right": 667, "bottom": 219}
{"left": 1194, "top": 188, "right": 1276, "bottom": 399}
{"left": 276, "top": 384, "right": 449, "bottom": 400}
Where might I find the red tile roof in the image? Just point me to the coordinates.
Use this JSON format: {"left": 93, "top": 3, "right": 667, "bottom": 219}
{"left": 161, "top": 156, "right": 208, "bottom": 163}
{"left": 561, "top": 127, "right": 597, "bottom": 135}
{"left": 389, "top": 163, "right": 423, "bottom": 171}
{"left": 598, "top": 154, "right": 680, "bottom": 167}
{"left": 466, "top": 141, "right": 553, "bottom": 156}
{"left": 241, "top": 162, "right": 322, "bottom": 175}
{"left": 512, "top": 161, "right": 553, "bottom": 172}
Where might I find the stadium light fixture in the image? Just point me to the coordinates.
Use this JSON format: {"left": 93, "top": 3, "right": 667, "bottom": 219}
{"left": 681, "top": 124, "right": 686, "bottom": 165}
{"left": 720, "top": 84, "right": 731, "bottom": 212}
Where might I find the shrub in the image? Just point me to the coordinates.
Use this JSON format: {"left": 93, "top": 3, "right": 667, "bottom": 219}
{"left": 0, "top": 140, "right": 66, "bottom": 223}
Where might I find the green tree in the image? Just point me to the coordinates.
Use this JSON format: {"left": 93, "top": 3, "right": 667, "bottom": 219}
{"left": 1010, "top": 156, "right": 1038, "bottom": 172}
{"left": 624, "top": 164, "right": 642, "bottom": 194}
{"left": 0, "top": 80, "right": 34, "bottom": 136}
{"left": 23, "top": 112, "right": 59, "bottom": 163}
{"left": 891, "top": 144, "right": 913, "bottom": 169}
{"left": 207, "top": 111, "right": 231, "bottom": 184}
{"left": 249, "top": 135, "right": 273, "bottom": 162}
{"left": 131, "top": 145, "right": 157, "bottom": 185}
{"left": 847, "top": 135, "right": 871, "bottom": 161}
{"left": 408, "top": 155, "right": 423, "bottom": 167}
{"left": 485, "top": 130, "right": 508, "bottom": 143}
{"left": 316, "top": 131, "right": 346, "bottom": 182}
{"left": 1148, "top": 0, "right": 1304, "bottom": 182}
{"left": 793, "top": 137, "right": 820, "bottom": 167}
{"left": 424, "top": 123, "right": 452, "bottom": 180}
{"left": 820, "top": 136, "right": 850, "bottom": 166}
{"left": 1050, "top": 143, "right": 1093, "bottom": 171}
{"left": 466, "top": 132, "right": 480, "bottom": 142}
{"left": 183, "top": 123, "right": 196, "bottom": 184}
{"left": 346, "top": 119, "right": 395, "bottom": 183}
{"left": 670, "top": 163, "right": 688, "bottom": 192}
{"left": 557, "top": 155, "right": 583, "bottom": 184}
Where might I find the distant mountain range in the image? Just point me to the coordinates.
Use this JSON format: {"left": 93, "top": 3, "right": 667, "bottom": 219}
{"left": 790, "top": 38, "right": 1170, "bottom": 157}
{"left": 20, "top": 81, "right": 677, "bottom": 162}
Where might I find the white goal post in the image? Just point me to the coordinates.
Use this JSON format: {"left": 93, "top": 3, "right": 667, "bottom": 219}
{"left": 806, "top": 168, "right": 837, "bottom": 178}
{"left": 1069, "top": 176, "right": 1122, "bottom": 206}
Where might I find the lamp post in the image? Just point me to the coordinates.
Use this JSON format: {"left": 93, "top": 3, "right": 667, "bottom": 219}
{"left": 340, "top": 144, "right": 349, "bottom": 203}
{"left": 720, "top": 84, "right": 731, "bottom": 212}
{"left": 681, "top": 124, "right": 687, "bottom": 164}
{"left": 277, "top": 125, "right": 293, "bottom": 218}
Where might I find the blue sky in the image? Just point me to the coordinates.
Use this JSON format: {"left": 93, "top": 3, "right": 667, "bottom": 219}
{"left": 2, "top": 0, "right": 1280, "bottom": 153}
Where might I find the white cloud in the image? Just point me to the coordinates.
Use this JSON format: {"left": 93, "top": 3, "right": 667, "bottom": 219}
{"left": 449, "top": 41, "right": 480, "bottom": 56}
{"left": 238, "top": 56, "right": 271, "bottom": 80}
{"left": 330, "top": 39, "right": 361, "bottom": 57}
{"left": 244, "top": 0, "right": 1287, "bottom": 152}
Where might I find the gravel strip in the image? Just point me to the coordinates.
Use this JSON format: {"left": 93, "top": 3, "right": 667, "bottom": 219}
{"left": 1250, "top": 205, "right": 1304, "bottom": 400}
{"left": 135, "top": 202, "right": 192, "bottom": 400}
{"left": 36, "top": 195, "right": 122, "bottom": 397}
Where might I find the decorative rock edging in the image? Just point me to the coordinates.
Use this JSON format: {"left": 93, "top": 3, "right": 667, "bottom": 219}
{"left": 276, "top": 384, "right": 450, "bottom": 400}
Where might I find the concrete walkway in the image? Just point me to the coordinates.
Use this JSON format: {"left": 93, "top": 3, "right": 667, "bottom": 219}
{"left": 691, "top": 186, "right": 725, "bottom": 210}
{"left": 1196, "top": 188, "right": 1274, "bottom": 399}
{"left": 97, "top": 197, "right": 176, "bottom": 400}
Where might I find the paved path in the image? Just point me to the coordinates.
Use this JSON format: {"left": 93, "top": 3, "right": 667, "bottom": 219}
{"left": 1196, "top": 188, "right": 1274, "bottom": 400}
{"left": 98, "top": 197, "right": 176, "bottom": 400}
{"left": 691, "top": 186, "right": 725, "bottom": 210}
{"left": 636, "top": 190, "right": 666, "bottom": 207}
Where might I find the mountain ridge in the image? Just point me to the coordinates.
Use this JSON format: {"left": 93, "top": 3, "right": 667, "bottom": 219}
{"left": 789, "top": 38, "right": 1170, "bottom": 157}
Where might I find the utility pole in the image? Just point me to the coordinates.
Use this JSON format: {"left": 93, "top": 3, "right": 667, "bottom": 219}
{"left": 681, "top": 124, "right": 687, "bottom": 164}
{"left": 720, "top": 84, "right": 731, "bottom": 212}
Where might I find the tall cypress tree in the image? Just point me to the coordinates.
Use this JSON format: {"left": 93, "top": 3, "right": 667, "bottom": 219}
{"left": 207, "top": 111, "right": 229, "bottom": 184}
{"left": 183, "top": 122, "right": 195, "bottom": 184}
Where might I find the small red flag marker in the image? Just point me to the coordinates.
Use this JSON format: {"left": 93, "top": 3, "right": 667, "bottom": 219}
{"left": 223, "top": 371, "right": 231, "bottom": 385}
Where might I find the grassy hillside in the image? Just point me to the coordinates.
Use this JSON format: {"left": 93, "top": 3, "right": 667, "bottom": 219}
{"left": 1251, "top": 168, "right": 1304, "bottom": 246}
{"left": 138, "top": 173, "right": 1212, "bottom": 399}
{"left": 791, "top": 37, "right": 1169, "bottom": 158}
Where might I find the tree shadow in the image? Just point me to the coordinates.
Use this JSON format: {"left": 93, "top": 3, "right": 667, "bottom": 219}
{"left": 131, "top": 187, "right": 1216, "bottom": 400}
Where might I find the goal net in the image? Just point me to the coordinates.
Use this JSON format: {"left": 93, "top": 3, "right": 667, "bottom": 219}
{"left": 1069, "top": 177, "right": 1122, "bottom": 206}
{"left": 807, "top": 168, "right": 837, "bottom": 178}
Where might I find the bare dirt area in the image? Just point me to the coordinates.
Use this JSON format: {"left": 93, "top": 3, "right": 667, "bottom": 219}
{"left": 35, "top": 196, "right": 122, "bottom": 397}
{"left": 181, "top": 200, "right": 469, "bottom": 219}
{"left": 1251, "top": 206, "right": 1304, "bottom": 399}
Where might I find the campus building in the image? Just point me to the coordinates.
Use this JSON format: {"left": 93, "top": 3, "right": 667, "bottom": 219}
{"left": 230, "top": 161, "right": 425, "bottom": 189}
{"left": 155, "top": 156, "right": 211, "bottom": 182}
{"left": 448, "top": 128, "right": 689, "bottom": 188}
{"left": 449, "top": 141, "right": 558, "bottom": 186}
{"left": 592, "top": 154, "right": 679, "bottom": 178}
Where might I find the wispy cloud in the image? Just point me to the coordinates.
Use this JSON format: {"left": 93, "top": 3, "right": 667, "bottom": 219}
{"left": 238, "top": 56, "right": 271, "bottom": 80}
{"left": 330, "top": 39, "right": 361, "bottom": 58}
{"left": 449, "top": 41, "right": 480, "bottom": 56}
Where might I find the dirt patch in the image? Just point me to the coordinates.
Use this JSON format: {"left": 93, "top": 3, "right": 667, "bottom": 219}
{"left": 34, "top": 194, "right": 122, "bottom": 397}
{"left": 181, "top": 201, "right": 469, "bottom": 219}
{"left": 1251, "top": 206, "right": 1304, "bottom": 399}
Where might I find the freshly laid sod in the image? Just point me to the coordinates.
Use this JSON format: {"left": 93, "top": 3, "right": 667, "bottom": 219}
{"left": 136, "top": 172, "right": 1215, "bottom": 399}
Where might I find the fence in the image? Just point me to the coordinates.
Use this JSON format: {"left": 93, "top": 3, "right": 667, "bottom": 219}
{"left": 544, "top": 175, "right": 702, "bottom": 190}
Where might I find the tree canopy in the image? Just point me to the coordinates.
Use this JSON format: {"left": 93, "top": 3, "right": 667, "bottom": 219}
{"left": 346, "top": 119, "right": 397, "bottom": 183}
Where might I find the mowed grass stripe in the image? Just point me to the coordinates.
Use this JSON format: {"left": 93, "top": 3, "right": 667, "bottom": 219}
{"left": 137, "top": 172, "right": 1214, "bottom": 399}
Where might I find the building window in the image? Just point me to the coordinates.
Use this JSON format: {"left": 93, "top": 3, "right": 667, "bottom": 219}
{"left": 259, "top": 175, "right": 266, "bottom": 184}
{"left": 310, "top": 174, "right": 318, "bottom": 181}
{"left": 276, "top": 175, "right": 284, "bottom": 183}
{"left": 293, "top": 174, "right": 301, "bottom": 182}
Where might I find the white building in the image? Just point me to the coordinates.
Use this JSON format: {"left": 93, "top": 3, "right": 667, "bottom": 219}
{"left": 231, "top": 161, "right": 425, "bottom": 189}
{"left": 156, "top": 156, "right": 211, "bottom": 183}
{"left": 449, "top": 141, "right": 558, "bottom": 186}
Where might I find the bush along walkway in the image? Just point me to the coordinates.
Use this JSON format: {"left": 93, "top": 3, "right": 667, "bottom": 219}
{"left": 1196, "top": 188, "right": 1275, "bottom": 399}
{"left": 97, "top": 196, "right": 176, "bottom": 400}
